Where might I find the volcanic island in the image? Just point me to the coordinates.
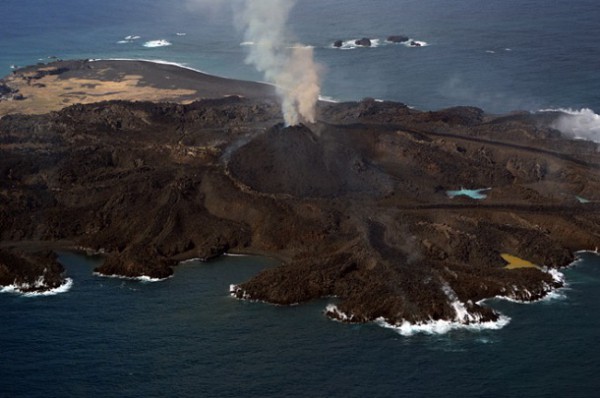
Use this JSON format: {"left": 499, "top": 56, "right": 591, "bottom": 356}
{"left": 1, "top": 59, "right": 599, "bottom": 327}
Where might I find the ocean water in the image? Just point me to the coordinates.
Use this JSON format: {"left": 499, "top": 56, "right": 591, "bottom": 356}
{"left": 1, "top": 252, "right": 600, "bottom": 397}
{"left": 3, "top": 1, "right": 600, "bottom": 396}
{"left": 2, "top": 0, "right": 600, "bottom": 114}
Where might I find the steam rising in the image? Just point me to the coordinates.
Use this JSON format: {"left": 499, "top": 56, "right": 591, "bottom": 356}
{"left": 191, "top": 0, "right": 321, "bottom": 126}
{"left": 550, "top": 108, "right": 600, "bottom": 143}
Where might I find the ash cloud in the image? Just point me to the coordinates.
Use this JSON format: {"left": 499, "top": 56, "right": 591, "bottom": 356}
{"left": 189, "top": 0, "right": 321, "bottom": 126}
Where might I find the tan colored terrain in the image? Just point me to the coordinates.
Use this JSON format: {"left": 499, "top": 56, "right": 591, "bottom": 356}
{"left": 0, "top": 59, "right": 276, "bottom": 117}
{"left": 0, "top": 71, "right": 197, "bottom": 115}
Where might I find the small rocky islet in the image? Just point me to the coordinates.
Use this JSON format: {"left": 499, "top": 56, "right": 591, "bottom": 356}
{"left": 1, "top": 59, "right": 599, "bottom": 327}
{"left": 333, "top": 34, "right": 420, "bottom": 48}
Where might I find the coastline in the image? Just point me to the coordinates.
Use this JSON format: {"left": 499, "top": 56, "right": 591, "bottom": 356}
{"left": 88, "top": 57, "right": 277, "bottom": 91}
{"left": 0, "top": 238, "right": 587, "bottom": 337}
{"left": 0, "top": 58, "right": 278, "bottom": 117}
{"left": 2, "top": 59, "right": 600, "bottom": 330}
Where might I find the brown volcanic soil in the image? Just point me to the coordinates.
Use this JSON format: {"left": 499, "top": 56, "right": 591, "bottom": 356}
{"left": 2, "top": 60, "right": 600, "bottom": 325}
{"left": 0, "top": 59, "right": 276, "bottom": 116}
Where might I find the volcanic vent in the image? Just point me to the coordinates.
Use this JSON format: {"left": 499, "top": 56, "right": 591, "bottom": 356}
{"left": 227, "top": 123, "right": 392, "bottom": 198}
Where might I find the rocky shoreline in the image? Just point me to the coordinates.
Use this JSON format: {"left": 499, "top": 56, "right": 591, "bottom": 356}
{"left": 1, "top": 60, "right": 599, "bottom": 327}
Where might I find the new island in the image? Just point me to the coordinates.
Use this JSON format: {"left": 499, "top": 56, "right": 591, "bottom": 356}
{"left": 1, "top": 59, "right": 599, "bottom": 329}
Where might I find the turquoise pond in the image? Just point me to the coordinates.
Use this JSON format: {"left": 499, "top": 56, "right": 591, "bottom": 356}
{"left": 446, "top": 188, "right": 491, "bottom": 200}
{"left": 576, "top": 196, "right": 591, "bottom": 204}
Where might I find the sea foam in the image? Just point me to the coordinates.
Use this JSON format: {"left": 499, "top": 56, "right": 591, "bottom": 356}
{"left": 333, "top": 37, "right": 427, "bottom": 50}
{"left": 325, "top": 283, "right": 511, "bottom": 336}
{"left": 318, "top": 95, "right": 339, "bottom": 103}
{"left": 93, "top": 272, "right": 171, "bottom": 283}
{"left": 402, "top": 39, "right": 428, "bottom": 48}
{"left": 334, "top": 38, "right": 381, "bottom": 50}
{"left": 479, "top": 267, "right": 568, "bottom": 305}
{"left": 118, "top": 35, "right": 141, "bottom": 44}
{"left": 143, "top": 40, "right": 172, "bottom": 48}
{"left": 229, "top": 284, "right": 250, "bottom": 300}
{"left": 0, "top": 277, "right": 73, "bottom": 297}
{"left": 375, "top": 314, "right": 510, "bottom": 336}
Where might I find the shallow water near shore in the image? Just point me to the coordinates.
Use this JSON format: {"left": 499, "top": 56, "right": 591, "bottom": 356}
{"left": 1, "top": 251, "right": 600, "bottom": 397}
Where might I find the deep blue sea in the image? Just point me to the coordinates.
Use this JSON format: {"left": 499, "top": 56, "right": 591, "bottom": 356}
{"left": 2, "top": 252, "right": 600, "bottom": 397}
{"left": 2, "top": 1, "right": 600, "bottom": 396}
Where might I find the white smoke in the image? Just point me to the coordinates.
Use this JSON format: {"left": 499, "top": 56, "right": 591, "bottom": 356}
{"left": 276, "top": 46, "right": 321, "bottom": 125}
{"left": 543, "top": 108, "right": 600, "bottom": 143}
{"left": 189, "top": 0, "right": 321, "bottom": 126}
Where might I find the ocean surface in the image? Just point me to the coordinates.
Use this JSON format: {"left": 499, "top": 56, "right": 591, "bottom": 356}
{"left": 2, "top": 0, "right": 600, "bottom": 396}
{"left": 1, "top": 252, "right": 600, "bottom": 397}
{"left": 2, "top": 0, "right": 600, "bottom": 114}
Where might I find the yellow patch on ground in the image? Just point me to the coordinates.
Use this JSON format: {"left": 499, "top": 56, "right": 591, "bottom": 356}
{"left": 501, "top": 253, "right": 540, "bottom": 270}
{"left": 0, "top": 70, "right": 198, "bottom": 116}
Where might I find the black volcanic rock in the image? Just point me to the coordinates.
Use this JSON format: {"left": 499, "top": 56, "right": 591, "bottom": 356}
{"left": 333, "top": 40, "right": 343, "bottom": 48}
{"left": 355, "top": 38, "right": 372, "bottom": 47}
{"left": 410, "top": 40, "right": 422, "bottom": 47}
{"left": 0, "top": 83, "right": 12, "bottom": 96}
{"left": 387, "top": 35, "right": 409, "bottom": 43}
{"left": 0, "top": 250, "right": 66, "bottom": 292}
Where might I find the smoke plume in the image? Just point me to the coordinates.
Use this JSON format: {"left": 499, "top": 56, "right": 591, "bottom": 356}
{"left": 191, "top": 0, "right": 321, "bottom": 125}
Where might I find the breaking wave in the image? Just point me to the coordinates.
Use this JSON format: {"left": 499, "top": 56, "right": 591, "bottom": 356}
{"left": 479, "top": 267, "right": 568, "bottom": 305}
{"left": 375, "top": 314, "right": 510, "bottom": 336}
{"left": 93, "top": 272, "right": 171, "bottom": 283}
{"left": 324, "top": 302, "right": 510, "bottom": 337}
{"left": 229, "top": 284, "right": 251, "bottom": 300}
{"left": 539, "top": 108, "right": 600, "bottom": 143}
{"left": 401, "top": 40, "right": 428, "bottom": 48}
{"left": 332, "top": 38, "right": 381, "bottom": 50}
{"left": 118, "top": 35, "right": 141, "bottom": 44}
{"left": 143, "top": 40, "right": 172, "bottom": 48}
{"left": 318, "top": 95, "right": 339, "bottom": 103}
{"left": 0, "top": 277, "right": 73, "bottom": 297}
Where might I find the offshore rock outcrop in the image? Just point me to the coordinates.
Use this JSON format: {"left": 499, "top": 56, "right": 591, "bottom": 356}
{"left": 0, "top": 250, "right": 66, "bottom": 293}
{"left": 1, "top": 60, "right": 600, "bottom": 326}
{"left": 387, "top": 35, "right": 409, "bottom": 43}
